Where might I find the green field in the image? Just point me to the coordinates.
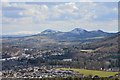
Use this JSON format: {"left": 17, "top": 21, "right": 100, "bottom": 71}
{"left": 58, "top": 68, "right": 119, "bottom": 77}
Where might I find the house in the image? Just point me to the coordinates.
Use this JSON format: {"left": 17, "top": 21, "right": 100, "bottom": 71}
{"left": 63, "top": 59, "right": 72, "bottom": 61}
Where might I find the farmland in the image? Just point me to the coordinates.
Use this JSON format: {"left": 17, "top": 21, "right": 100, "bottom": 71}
{"left": 58, "top": 68, "right": 119, "bottom": 77}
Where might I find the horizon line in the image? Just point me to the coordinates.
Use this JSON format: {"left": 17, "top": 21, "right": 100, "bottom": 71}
{"left": 2, "top": 28, "right": 118, "bottom": 35}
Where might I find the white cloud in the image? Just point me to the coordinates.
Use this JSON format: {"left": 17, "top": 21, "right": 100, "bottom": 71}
{"left": 112, "top": 7, "right": 118, "bottom": 13}
{"left": 80, "top": 0, "right": 93, "bottom": 2}
{"left": 64, "top": 3, "right": 79, "bottom": 13}
{"left": 18, "top": 4, "right": 49, "bottom": 21}
{"left": 1, "top": 0, "right": 8, "bottom": 3}
{"left": 2, "top": 2, "right": 118, "bottom": 33}
{"left": 2, "top": 2, "right": 79, "bottom": 22}
{"left": 2, "top": 2, "right": 11, "bottom": 7}
{"left": 3, "top": 17, "right": 34, "bottom": 24}
{"left": 3, "top": 19, "right": 117, "bottom": 34}
{"left": 2, "top": 2, "right": 118, "bottom": 21}
{"left": 3, "top": 31, "right": 39, "bottom": 35}
{"left": 62, "top": 3, "right": 78, "bottom": 13}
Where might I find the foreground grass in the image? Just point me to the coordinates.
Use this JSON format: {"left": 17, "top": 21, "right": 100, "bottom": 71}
{"left": 58, "top": 68, "right": 119, "bottom": 77}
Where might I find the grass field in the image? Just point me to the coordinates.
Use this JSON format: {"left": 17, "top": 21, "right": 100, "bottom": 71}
{"left": 58, "top": 68, "right": 119, "bottom": 77}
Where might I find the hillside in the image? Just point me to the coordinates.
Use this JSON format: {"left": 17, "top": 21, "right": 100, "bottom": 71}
{"left": 2, "top": 30, "right": 119, "bottom": 72}
{"left": 81, "top": 33, "right": 119, "bottom": 53}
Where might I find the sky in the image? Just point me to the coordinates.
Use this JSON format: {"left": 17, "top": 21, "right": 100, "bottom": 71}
{"left": 1, "top": 1, "right": 119, "bottom": 35}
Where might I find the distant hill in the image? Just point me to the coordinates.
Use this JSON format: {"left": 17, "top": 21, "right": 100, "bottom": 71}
{"left": 2, "top": 28, "right": 117, "bottom": 43}
{"left": 37, "top": 28, "right": 116, "bottom": 41}
{"left": 2, "top": 34, "right": 32, "bottom": 38}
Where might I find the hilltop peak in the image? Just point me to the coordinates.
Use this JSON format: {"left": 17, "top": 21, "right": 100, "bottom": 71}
{"left": 70, "top": 28, "right": 87, "bottom": 34}
{"left": 41, "top": 29, "right": 60, "bottom": 34}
